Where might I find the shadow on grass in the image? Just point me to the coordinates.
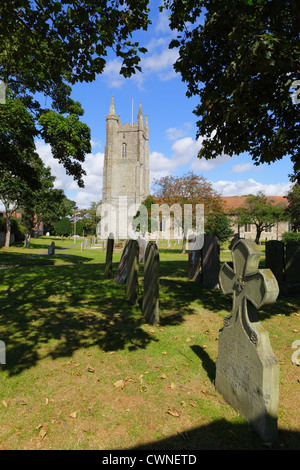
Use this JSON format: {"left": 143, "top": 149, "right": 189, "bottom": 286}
{"left": 0, "top": 256, "right": 299, "bottom": 377}
{"left": 128, "top": 419, "right": 300, "bottom": 450}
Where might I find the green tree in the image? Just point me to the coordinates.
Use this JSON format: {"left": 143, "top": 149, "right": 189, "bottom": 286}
{"left": 205, "top": 210, "right": 234, "bottom": 243}
{"left": 0, "top": 1, "right": 150, "bottom": 186}
{"left": 235, "top": 192, "right": 287, "bottom": 244}
{"left": 54, "top": 217, "right": 72, "bottom": 237}
{"left": 164, "top": 0, "right": 300, "bottom": 182}
{"left": 285, "top": 183, "right": 300, "bottom": 231}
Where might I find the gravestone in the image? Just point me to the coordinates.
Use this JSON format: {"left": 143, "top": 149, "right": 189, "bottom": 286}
{"left": 48, "top": 241, "right": 55, "bottom": 255}
{"left": 229, "top": 233, "right": 240, "bottom": 250}
{"left": 285, "top": 242, "right": 300, "bottom": 283}
{"left": 114, "top": 240, "right": 130, "bottom": 285}
{"left": 104, "top": 234, "right": 114, "bottom": 278}
{"left": 137, "top": 237, "right": 147, "bottom": 263}
{"left": 188, "top": 235, "right": 202, "bottom": 282}
{"left": 265, "top": 240, "right": 285, "bottom": 282}
{"left": 126, "top": 239, "right": 139, "bottom": 305}
{"left": 215, "top": 239, "right": 280, "bottom": 443}
{"left": 142, "top": 242, "right": 160, "bottom": 325}
{"left": 201, "top": 234, "right": 220, "bottom": 288}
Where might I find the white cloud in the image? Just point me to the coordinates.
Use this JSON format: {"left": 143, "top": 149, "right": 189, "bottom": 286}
{"left": 212, "top": 179, "right": 292, "bottom": 197}
{"left": 232, "top": 163, "right": 253, "bottom": 173}
{"left": 35, "top": 139, "right": 103, "bottom": 209}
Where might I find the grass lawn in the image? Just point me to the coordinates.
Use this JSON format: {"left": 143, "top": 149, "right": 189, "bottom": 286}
{"left": 0, "top": 237, "right": 299, "bottom": 450}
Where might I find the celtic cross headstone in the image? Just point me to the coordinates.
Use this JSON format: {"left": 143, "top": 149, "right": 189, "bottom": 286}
{"left": 142, "top": 242, "right": 160, "bottom": 325}
{"left": 215, "top": 239, "right": 280, "bottom": 443}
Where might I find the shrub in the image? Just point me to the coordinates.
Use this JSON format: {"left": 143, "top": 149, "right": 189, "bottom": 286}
{"left": 281, "top": 232, "right": 300, "bottom": 244}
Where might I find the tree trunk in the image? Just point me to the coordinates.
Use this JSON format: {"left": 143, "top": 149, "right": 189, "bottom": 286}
{"left": 5, "top": 216, "right": 11, "bottom": 247}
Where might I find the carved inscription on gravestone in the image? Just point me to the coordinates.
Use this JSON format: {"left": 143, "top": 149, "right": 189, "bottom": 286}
{"left": 142, "top": 242, "right": 160, "bottom": 325}
{"left": 215, "top": 239, "right": 280, "bottom": 443}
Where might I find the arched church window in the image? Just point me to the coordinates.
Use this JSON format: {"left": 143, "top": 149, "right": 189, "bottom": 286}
{"left": 122, "top": 143, "right": 127, "bottom": 158}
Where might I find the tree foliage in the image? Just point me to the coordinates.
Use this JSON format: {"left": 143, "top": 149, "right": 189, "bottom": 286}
{"left": 285, "top": 183, "right": 300, "bottom": 231}
{"left": 235, "top": 191, "right": 287, "bottom": 243}
{"left": 164, "top": 0, "right": 300, "bottom": 182}
{"left": 0, "top": 0, "right": 150, "bottom": 186}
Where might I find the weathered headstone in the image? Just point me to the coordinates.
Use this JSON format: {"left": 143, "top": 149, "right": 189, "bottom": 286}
{"left": 188, "top": 235, "right": 202, "bottom": 282}
{"left": 142, "top": 242, "right": 160, "bottom": 325}
{"left": 201, "top": 234, "right": 220, "bottom": 288}
{"left": 229, "top": 233, "right": 240, "bottom": 250}
{"left": 215, "top": 239, "right": 280, "bottom": 443}
{"left": 114, "top": 240, "right": 130, "bottom": 285}
{"left": 265, "top": 240, "right": 285, "bottom": 282}
{"left": 285, "top": 242, "right": 300, "bottom": 283}
{"left": 104, "top": 234, "right": 114, "bottom": 278}
{"left": 126, "top": 239, "right": 139, "bottom": 305}
{"left": 137, "top": 236, "right": 147, "bottom": 263}
{"left": 48, "top": 241, "right": 55, "bottom": 255}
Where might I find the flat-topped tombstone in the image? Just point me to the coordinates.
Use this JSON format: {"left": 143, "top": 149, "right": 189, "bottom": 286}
{"left": 114, "top": 240, "right": 130, "bottom": 285}
{"left": 202, "top": 234, "right": 220, "bottom": 288}
{"left": 142, "top": 242, "right": 160, "bottom": 325}
{"left": 285, "top": 242, "right": 300, "bottom": 283}
{"left": 104, "top": 233, "right": 114, "bottom": 278}
{"left": 188, "top": 235, "right": 202, "bottom": 282}
{"left": 48, "top": 241, "right": 55, "bottom": 255}
{"left": 265, "top": 240, "right": 285, "bottom": 282}
{"left": 215, "top": 239, "right": 280, "bottom": 443}
{"left": 126, "top": 239, "right": 139, "bottom": 305}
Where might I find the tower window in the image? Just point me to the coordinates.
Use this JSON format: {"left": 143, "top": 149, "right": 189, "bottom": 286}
{"left": 122, "top": 143, "right": 127, "bottom": 158}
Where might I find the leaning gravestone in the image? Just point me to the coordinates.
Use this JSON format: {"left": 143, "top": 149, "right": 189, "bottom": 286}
{"left": 126, "top": 239, "right": 139, "bottom": 305}
{"left": 201, "top": 234, "right": 220, "bottom": 288}
{"left": 215, "top": 239, "right": 280, "bottom": 443}
{"left": 48, "top": 241, "right": 55, "bottom": 255}
{"left": 114, "top": 240, "right": 130, "bottom": 285}
{"left": 188, "top": 235, "right": 202, "bottom": 282}
{"left": 265, "top": 240, "right": 285, "bottom": 283}
{"left": 142, "top": 242, "right": 160, "bottom": 325}
{"left": 285, "top": 242, "right": 300, "bottom": 283}
{"left": 104, "top": 234, "right": 114, "bottom": 278}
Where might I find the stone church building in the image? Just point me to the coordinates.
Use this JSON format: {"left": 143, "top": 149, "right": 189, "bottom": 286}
{"left": 100, "top": 96, "right": 150, "bottom": 238}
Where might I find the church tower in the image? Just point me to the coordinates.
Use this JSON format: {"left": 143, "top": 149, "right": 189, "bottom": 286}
{"left": 101, "top": 96, "right": 150, "bottom": 237}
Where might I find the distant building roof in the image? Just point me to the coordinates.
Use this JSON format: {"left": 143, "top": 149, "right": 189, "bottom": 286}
{"left": 221, "top": 195, "right": 288, "bottom": 211}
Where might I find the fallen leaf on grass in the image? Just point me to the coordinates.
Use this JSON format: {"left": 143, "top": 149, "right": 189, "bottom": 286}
{"left": 166, "top": 408, "right": 181, "bottom": 417}
{"left": 160, "top": 373, "right": 167, "bottom": 379}
{"left": 114, "top": 379, "right": 125, "bottom": 389}
{"left": 87, "top": 365, "right": 95, "bottom": 373}
{"left": 168, "top": 383, "right": 176, "bottom": 389}
{"left": 161, "top": 351, "right": 167, "bottom": 355}
{"left": 2, "top": 400, "right": 8, "bottom": 408}
{"left": 69, "top": 412, "right": 77, "bottom": 419}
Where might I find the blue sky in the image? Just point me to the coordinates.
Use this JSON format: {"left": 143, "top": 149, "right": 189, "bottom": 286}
{"left": 35, "top": 2, "right": 294, "bottom": 209}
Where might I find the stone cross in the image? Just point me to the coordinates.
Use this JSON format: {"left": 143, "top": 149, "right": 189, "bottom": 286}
{"left": 215, "top": 239, "right": 280, "bottom": 443}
